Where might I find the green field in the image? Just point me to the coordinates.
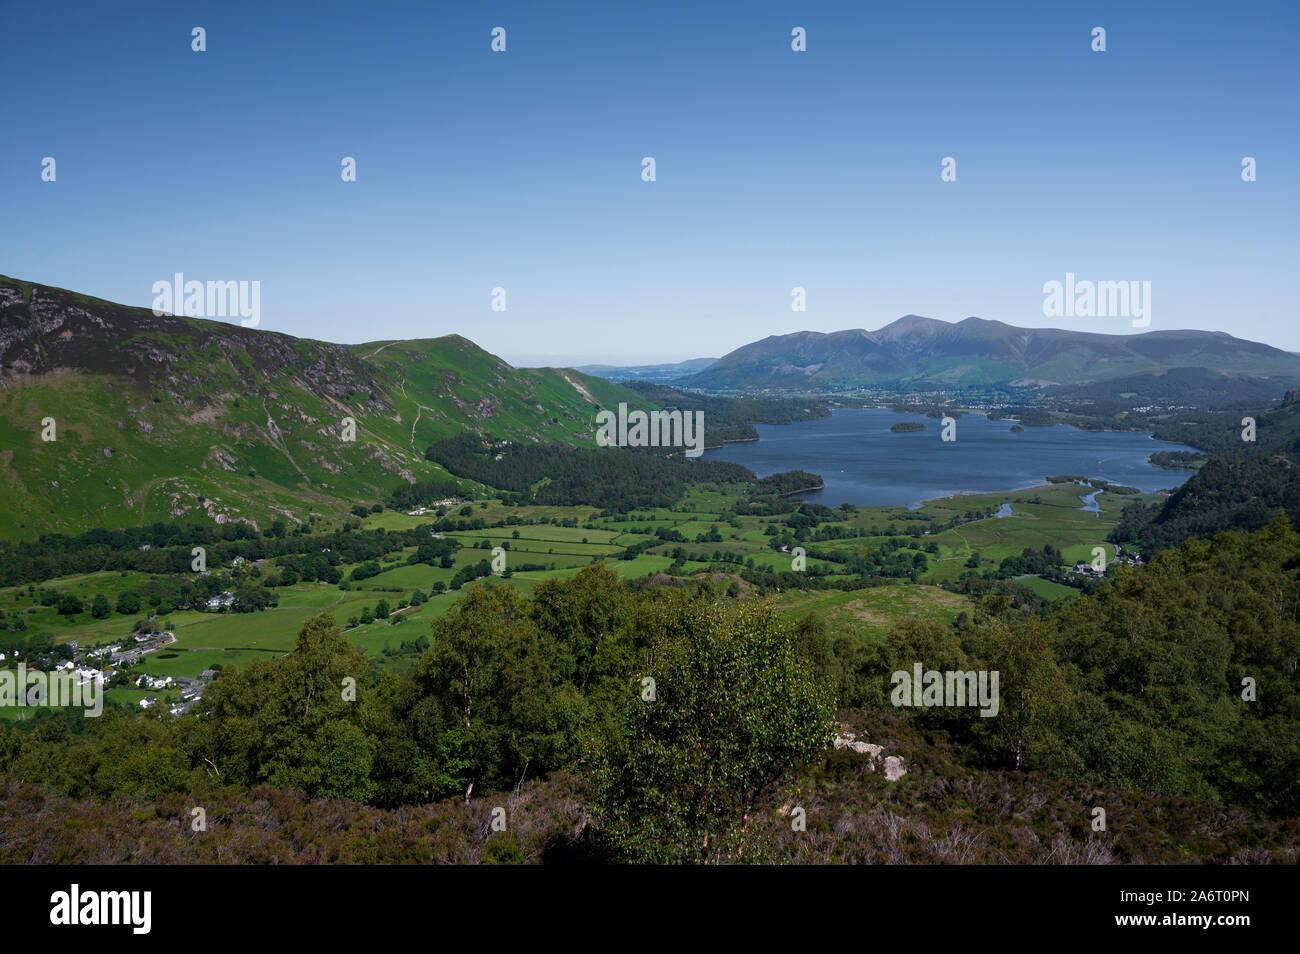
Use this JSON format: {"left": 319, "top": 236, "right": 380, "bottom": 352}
{"left": 3, "top": 482, "right": 1133, "bottom": 697}
{"left": 775, "top": 584, "right": 970, "bottom": 641}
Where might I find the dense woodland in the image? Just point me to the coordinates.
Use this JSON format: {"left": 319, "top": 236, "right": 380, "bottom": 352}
{"left": 424, "top": 432, "right": 755, "bottom": 510}
{"left": 1112, "top": 454, "right": 1300, "bottom": 553}
{"left": 0, "top": 521, "right": 461, "bottom": 590}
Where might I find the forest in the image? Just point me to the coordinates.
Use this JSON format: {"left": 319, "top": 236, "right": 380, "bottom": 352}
{"left": 424, "top": 432, "right": 755, "bottom": 509}
{"left": 1112, "top": 453, "right": 1300, "bottom": 553}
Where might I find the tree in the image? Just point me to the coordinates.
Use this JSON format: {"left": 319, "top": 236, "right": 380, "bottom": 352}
{"left": 375, "top": 599, "right": 390, "bottom": 620}
{"left": 186, "top": 614, "right": 375, "bottom": 802}
{"left": 115, "top": 591, "right": 141, "bottom": 615}
{"left": 415, "top": 584, "right": 585, "bottom": 797}
{"left": 90, "top": 594, "right": 111, "bottom": 619}
{"left": 590, "top": 598, "right": 835, "bottom": 863}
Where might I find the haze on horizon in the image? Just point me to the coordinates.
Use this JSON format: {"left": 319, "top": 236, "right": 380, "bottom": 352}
{"left": 5, "top": 0, "right": 1297, "bottom": 366}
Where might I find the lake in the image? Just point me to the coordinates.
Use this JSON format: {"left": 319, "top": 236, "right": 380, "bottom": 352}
{"left": 701, "top": 408, "right": 1198, "bottom": 508}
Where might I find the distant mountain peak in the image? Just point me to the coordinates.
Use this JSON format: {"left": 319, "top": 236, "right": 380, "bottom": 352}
{"left": 678, "top": 315, "right": 1300, "bottom": 392}
{"left": 876, "top": 314, "right": 948, "bottom": 335}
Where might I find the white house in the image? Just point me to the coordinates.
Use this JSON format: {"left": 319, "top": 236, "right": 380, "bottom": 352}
{"left": 134, "top": 674, "right": 173, "bottom": 690}
{"left": 206, "top": 592, "right": 235, "bottom": 610}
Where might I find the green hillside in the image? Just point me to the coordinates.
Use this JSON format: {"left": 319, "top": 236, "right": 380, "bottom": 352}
{"left": 0, "top": 276, "right": 653, "bottom": 538}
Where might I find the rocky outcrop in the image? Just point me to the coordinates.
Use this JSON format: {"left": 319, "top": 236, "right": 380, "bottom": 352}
{"left": 832, "top": 725, "right": 907, "bottom": 780}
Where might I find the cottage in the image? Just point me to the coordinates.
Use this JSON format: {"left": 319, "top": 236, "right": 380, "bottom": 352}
{"left": 134, "top": 674, "right": 174, "bottom": 691}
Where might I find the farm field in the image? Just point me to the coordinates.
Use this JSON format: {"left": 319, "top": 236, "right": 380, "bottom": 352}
{"left": 2, "top": 481, "right": 1116, "bottom": 708}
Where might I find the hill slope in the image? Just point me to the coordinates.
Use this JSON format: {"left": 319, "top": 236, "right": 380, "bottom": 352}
{"left": 0, "top": 276, "right": 650, "bottom": 537}
{"left": 681, "top": 316, "right": 1300, "bottom": 392}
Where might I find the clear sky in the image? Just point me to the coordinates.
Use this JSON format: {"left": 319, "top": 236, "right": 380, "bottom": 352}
{"left": 4, "top": 0, "right": 1297, "bottom": 365}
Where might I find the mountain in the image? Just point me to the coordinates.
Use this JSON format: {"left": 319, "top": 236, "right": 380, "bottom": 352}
{"left": 0, "top": 276, "right": 652, "bottom": 538}
{"left": 577, "top": 357, "right": 717, "bottom": 384}
{"left": 679, "top": 316, "right": 1300, "bottom": 392}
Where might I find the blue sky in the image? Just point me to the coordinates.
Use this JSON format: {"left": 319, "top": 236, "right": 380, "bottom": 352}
{"left": 4, "top": 0, "right": 1297, "bottom": 364}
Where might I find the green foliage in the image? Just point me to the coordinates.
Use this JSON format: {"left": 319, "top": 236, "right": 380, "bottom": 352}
{"left": 186, "top": 614, "right": 375, "bottom": 802}
{"left": 425, "top": 432, "right": 752, "bottom": 510}
{"left": 589, "top": 599, "right": 835, "bottom": 863}
{"left": 754, "top": 470, "right": 824, "bottom": 495}
{"left": 828, "top": 516, "right": 1300, "bottom": 817}
{"left": 1112, "top": 454, "right": 1300, "bottom": 553}
{"left": 2, "top": 518, "right": 1296, "bottom": 860}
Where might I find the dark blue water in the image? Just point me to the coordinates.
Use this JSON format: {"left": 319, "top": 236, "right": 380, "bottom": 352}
{"left": 702, "top": 408, "right": 1197, "bottom": 508}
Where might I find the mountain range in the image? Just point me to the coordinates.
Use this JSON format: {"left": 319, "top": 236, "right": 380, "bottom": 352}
{"left": 6, "top": 275, "right": 1298, "bottom": 539}
{"left": 0, "top": 276, "right": 651, "bottom": 538}
{"left": 676, "top": 315, "right": 1300, "bottom": 392}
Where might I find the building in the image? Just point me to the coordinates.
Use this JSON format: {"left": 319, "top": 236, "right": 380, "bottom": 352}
{"left": 135, "top": 674, "right": 174, "bottom": 691}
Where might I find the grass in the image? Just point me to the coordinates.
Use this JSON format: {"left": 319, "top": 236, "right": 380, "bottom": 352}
{"left": 1017, "top": 576, "right": 1080, "bottom": 601}
{"left": 4, "top": 482, "right": 1136, "bottom": 687}
{"left": 774, "top": 584, "right": 969, "bottom": 642}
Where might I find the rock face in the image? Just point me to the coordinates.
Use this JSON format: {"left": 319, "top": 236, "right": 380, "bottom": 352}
{"left": 831, "top": 725, "right": 907, "bottom": 780}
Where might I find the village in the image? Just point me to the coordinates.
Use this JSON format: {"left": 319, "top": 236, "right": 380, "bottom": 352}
{"left": 0, "top": 626, "right": 218, "bottom": 718}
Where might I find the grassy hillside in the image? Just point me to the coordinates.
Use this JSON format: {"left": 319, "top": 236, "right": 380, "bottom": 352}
{"left": 0, "top": 276, "right": 653, "bottom": 538}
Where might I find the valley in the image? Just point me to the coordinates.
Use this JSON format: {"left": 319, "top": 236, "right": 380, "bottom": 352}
{"left": 0, "top": 478, "right": 1138, "bottom": 715}
{"left": 1, "top": 273, "right": 1297, "bottom": 867}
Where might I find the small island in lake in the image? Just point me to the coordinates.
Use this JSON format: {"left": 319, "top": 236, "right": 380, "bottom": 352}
{"left": 890, "top": 421, "right": 926, "bottom": 433}
{"left": 1010, "top": 424, "right": 1025, "bottom": 433}
{"left": 1149, "top": 450, "right": 1208, "bottom": 471}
